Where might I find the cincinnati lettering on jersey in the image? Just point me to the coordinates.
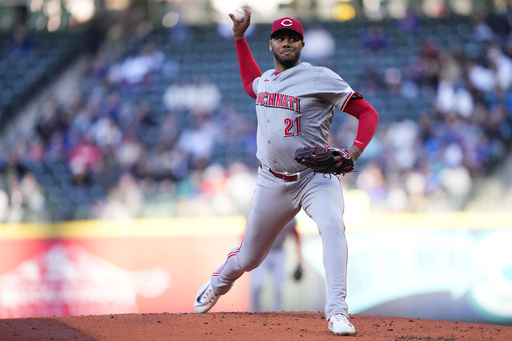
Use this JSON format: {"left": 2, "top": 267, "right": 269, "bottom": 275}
{"left": 256, "top": 92, "right": 301, "bottom": 112}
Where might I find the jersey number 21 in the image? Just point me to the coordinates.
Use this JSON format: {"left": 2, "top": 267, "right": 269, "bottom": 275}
{"left": 284, "top": 117, "right": 301, "bottom": 137}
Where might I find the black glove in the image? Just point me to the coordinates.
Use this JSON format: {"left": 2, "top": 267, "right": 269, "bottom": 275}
{"left": 294, "top": 145, "right": 355, "bottom": 176}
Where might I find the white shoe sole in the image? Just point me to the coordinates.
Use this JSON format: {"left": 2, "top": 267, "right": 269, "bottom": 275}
{"left": 194, "top": 280, "right": 219, "bottom": 313}
{"left": 329, "top": 329, "right": 356, "bottom": 336}
{"left": 328, "top": 315, "right": 356, "bottom": 336}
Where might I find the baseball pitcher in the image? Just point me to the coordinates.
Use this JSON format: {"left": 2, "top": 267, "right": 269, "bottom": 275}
{"left": 194, "top": 8, "right": 379, "bottom": 336}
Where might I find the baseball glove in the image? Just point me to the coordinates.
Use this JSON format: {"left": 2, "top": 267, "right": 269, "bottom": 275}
{"left": 294, "top": 145, "right": 354, "bottom": 176}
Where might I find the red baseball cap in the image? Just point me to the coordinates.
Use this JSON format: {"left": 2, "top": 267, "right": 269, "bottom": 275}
{"left": 270, "top": 17, "right": 304, "bottom": 39}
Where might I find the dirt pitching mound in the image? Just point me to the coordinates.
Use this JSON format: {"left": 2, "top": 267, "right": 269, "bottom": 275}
{"left": 1, "top": 312, "right": 511, "bottom": 340}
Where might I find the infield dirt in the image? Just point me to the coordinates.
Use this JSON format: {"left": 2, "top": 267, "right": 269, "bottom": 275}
{"left": 1, "top": 311, "right": 511, "bottom": 340}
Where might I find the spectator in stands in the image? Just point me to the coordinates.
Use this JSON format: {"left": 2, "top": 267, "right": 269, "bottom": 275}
{"left": 360, "top": 65, "right": 383, "bottom": 96}
{"left": 505, "top": 34, "right": 512, "bottom": 58}
{"left": 0, "top": 159, "right": 8, "bottom": 222}
{"left": 115, "top": 132, "right": 144, "bottom": 172}
{"left": 163, "top": 76, "right": 221, "bottom": 113}
{"left": 44, "top": 130, "right": 67, "bottom": 162}
{"left": 177, "top": 110, "right": 219, "bottom": 170}
{"left": 91, "top": 115, "right": 122, "bottom": 149}
{"left": 68, "top": 133, "right": 102, "bottom": 186}
{"left": 96, "top": 172, "right": 143, "bottom": 220}
{"left": 19, "top": 172, "right": 46, "bottom": 222}
{"left": 485, "top": 41, "right": 512, "bottom": 93}
{"left": 0, "top": 188, "right": 7, "bottom": 222}
{"left": 404, "top": 38, "right": 441, "bottom": 93}
{"left": 395, "top": 8, "right": 421, "bottom": 35}
{"left": 355, "top": 161, "right": 388, "bottom": 209}
{"left": 386, "top": 118, "right": 420, "bottom": 172}
{"left": 168, "top": 10, "right": 192, "bottom": 43}
{"left": 3, "top": 175, "right": 24, "bottom": 223}
{"left": 435, "top": 52, "right": 474, "bottom": 118}
{"left": 35, "top": 97, "right": 61, "bottom": 145}
{"left": 215, "top": 102, "right": 257, "bottom": 165}
{"left": 92, "top": 146, "right": 123, "bottom": 191}
{"left": 0, "top": 154, "right": 46, "bottom": 223}
{"left": 224, "top": 162, "right": 257, "bottom": 213}
{"left": 360, "top": 25, "right": 389, "bottom": 54}
{"left": 192, "top": 76, "right": 222, "bottom": 112}
{"left": 465, "top": 58, "right": 496, "bottom": 93}
{"left": 383, "top": 67, "right": 403, "bottom": 95}
{"left": 439, "top": 145, "right": 473, "bottom": 209}
{"left": 120, "top": 43, "right": 164, "bottom": 89}
{"left": 301, "top": 23, "right": 335, "bottom": 67}
{"left": 5, "top": 24, "right": 36, "bottom": 59}
{"left": 472, "top": 16, "right": 495, "bottom": 42}
{"left": 102, "top": 90, "right": 122, "bottom": 122}
{"left": 163, "top": 78, "right": 194, "bottom": 112}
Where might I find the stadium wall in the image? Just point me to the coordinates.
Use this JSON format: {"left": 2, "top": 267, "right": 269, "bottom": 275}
{"left": 0, "top": 213, "right": 511, "bottom": 326}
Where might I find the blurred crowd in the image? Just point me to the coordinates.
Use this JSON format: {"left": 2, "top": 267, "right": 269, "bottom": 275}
{"left": 1, "top": 10, "right": 512, "bottom": 223}
{"left": 350, "top": 27, "right": 512, "bottom": 212}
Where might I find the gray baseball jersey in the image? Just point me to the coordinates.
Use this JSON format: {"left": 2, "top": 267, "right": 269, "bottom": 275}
{"left": 254, "top": 62, "right": 356, "bottom": 173}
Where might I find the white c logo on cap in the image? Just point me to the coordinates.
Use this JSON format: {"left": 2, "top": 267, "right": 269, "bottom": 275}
{"left": 281, "top": 19, "right": 293, "bottom": 27}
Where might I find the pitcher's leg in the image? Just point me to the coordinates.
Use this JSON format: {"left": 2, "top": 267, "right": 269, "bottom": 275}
{"left": 301, "top": 175, "right": 348, "bottom": 321}
{"left": 211, "top": 173, "right": 299, "bottom": 295}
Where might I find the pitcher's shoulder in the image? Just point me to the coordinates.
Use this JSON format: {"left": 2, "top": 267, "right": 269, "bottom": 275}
{"left": 299, "top": 62, "right": 335, "bottom": 75}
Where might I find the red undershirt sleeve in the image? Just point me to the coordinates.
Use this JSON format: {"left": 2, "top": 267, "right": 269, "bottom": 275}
{"left": 343, "top": 98, "right": 380, "bottom": 152}
{"left": 235, "top": 38, "right": 262, "bottom": 99}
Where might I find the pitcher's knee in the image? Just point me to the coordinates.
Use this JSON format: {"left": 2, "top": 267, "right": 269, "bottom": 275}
{"left": 316, "top": 216, "right": 344, "bottom": 233}
{"left": 241, "top": 255, "right": 264, "bottom": 272}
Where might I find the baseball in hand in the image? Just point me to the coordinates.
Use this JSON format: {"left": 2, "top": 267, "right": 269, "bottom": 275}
{"left": 232, "top": 8, "right": 246, "bottom": 22}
